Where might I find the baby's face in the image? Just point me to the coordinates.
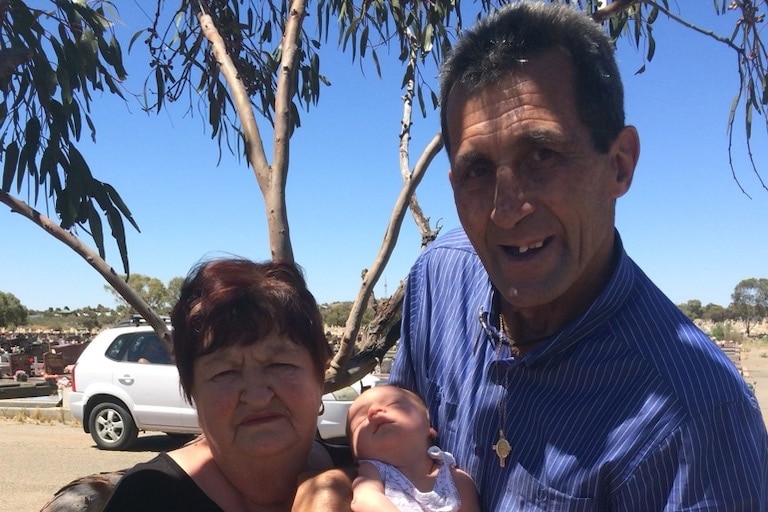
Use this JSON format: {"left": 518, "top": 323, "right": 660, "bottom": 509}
{"left": 347, "top": 386, "right": 432, "bottom": 462}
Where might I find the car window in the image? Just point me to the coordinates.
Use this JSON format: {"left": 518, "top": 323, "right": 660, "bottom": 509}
{"left": 127, "top": 334, "right": 172, "bottom": 365}
{"left": 105, "top": 334, "right": 132, "bottom": 361}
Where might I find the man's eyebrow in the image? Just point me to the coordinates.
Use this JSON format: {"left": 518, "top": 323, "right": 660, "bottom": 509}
{"left": 452, "top": 150, "right": 488, "bottom": 170}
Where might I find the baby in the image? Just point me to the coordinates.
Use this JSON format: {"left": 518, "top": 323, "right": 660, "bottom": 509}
{"left": 346, "top": 385, "right": 480, "bottom": 512}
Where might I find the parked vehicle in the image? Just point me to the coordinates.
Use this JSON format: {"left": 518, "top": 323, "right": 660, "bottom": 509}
{"left": 69, "top": 324, "right": 385, "bottom": 450}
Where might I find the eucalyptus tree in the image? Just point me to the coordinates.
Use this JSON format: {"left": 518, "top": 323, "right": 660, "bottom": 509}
{"left": 0, "top": 290, "right": 27, "bottom": 328}
{"left": 1, "top": 0, "right": 766, "bottom": 388}
{"left": 731, "top": 277, "right": 768, "bottom": 336}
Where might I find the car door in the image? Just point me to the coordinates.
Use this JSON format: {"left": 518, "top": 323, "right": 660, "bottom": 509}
{"left": 112, "top": 333, "right": 198, "bottom": 429}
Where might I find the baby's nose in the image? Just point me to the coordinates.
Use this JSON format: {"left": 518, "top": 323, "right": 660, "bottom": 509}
{"left": 367, "top": 405, "right": 385, "bottom": 419}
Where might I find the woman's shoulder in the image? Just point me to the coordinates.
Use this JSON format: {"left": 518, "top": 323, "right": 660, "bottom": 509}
{"left": 105, "top": 453, "right": 223, "bottom": 512}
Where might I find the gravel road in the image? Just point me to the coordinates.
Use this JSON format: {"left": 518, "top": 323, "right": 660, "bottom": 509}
{"left": 0, "top": 418, "right": 186, "bottom": 512}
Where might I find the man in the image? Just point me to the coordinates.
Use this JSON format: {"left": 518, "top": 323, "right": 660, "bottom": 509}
{"left": 389, "top": 3, "right": 768, "bottom": 510}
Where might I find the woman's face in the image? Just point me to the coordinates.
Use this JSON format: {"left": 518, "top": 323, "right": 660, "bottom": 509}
{"left": 191, "top": 332, "right": 323, "bottom": 463}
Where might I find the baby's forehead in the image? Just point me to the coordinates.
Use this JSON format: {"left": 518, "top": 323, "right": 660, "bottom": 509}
{"left": 354, "top": 385, "right": 416, "bottom": 409}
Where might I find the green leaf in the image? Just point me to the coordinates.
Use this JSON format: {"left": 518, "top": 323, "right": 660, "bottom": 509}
{"left": 727, "top": 93, "right": 739, "bottom": 132}
{"left": 417, "top": 84, "right": 426, "bottom": 117}
{"left": 647, "top": 6, "right": 659, "bottom": 24}
{"left": 360, "top": 25, "right": 369, "bottom": 58}
{"left": 2, "top": 141, "right": 19, "bottom": 192}
{"left": 646, "top": 29, "right": 656, "bottom": 62}
{"left": 155, "top": 67, "right": 165, "bottom": 113}
{"left": 423, "top": 23, "right": 434, "bottom": 53}
{"left": 372, "top": 49, "right": 382, "bottom": 78}
{"left": 105, "top": 205, "right": 130, "bottom": 275}
{"left": 104, "top": 183, "right": 140, "bottom": 232}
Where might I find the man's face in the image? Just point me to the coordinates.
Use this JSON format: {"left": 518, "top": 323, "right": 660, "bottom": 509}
{"left": 447, "top": 48, "right": 637, "bottom": 315}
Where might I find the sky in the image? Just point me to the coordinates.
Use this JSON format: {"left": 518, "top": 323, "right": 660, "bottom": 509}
{"left": 2, "top": 2, "right": 766, "bottom": 312}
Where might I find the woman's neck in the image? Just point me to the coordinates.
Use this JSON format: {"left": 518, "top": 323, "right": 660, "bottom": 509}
{"left": 170, "top": 437, "right": 304, "bottom": 512}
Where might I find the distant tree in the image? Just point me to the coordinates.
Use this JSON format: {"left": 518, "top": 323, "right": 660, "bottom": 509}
{"left": 81, "top": 317, "right": 101, "bottom": 331}
{"left": 166, "top": 277, "right": 185, "bottom": 307}
{"left": 104, "top": 274, "right": 177, "bottom": 315}
{"left": 0, "top": 291, "right": 28, "bottom": 328}
{"left": 322, "top": 301, "right": 373, "bottom": 328}
{"left": 678, "top": 299, "right": 703, "bottom": 320}
{"left": 702, "top": 303, "right": 728, "bottom": 323}
{"left": 730, "top": 278, "right": 768, "bottom": 336}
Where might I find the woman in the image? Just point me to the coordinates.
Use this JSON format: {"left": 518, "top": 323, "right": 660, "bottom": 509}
{"left": 104, "top": 259, "right": 348, "bottom": 511}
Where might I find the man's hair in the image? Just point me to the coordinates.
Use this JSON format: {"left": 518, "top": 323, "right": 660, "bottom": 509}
{"left": 170, "top": 258, "right": 331, "bottom": 403}
{"left": 439, "top": 2, "right": 624, "bottom": 155}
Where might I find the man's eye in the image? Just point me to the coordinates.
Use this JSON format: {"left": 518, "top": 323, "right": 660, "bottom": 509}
{"left": 465, "top": 164, "right": 493, "bottom": 179}
{"left": 531, "top": 148, "right": 555, "bottom": 162}
{"left": 529, "top": 147, "right": 557, "bottom": 164}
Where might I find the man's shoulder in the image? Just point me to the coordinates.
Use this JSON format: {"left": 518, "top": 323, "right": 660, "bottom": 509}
{"left": 425, "top": 227, "right": 473, "bottom": 251}
{"left": 418, "top": 228, "right": 479, "bottom": 266}
{"left": 616, "top": 279, "right": 753, "bottom": 409}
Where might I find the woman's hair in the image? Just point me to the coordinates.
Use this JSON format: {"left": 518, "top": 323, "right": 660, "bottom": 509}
{"left": 439, "top": 2, "right": 624, "bottom": 155}
{"left": 170, "top": 258, "right": 332, "bottom": 402}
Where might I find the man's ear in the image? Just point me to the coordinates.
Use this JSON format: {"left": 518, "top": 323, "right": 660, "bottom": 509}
{"left": 610, "top": 125, "right": 640, "bottom": 199}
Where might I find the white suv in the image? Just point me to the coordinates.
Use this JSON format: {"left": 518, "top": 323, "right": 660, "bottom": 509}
{"left": 69, "top": 324, "right": 385, "bottom": 450}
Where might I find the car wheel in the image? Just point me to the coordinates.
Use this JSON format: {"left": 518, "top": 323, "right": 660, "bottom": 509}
{"left": 88, "top": 402, "right": 138, "bottom": 451}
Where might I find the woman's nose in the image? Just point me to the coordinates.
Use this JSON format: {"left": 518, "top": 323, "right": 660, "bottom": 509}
{"left": 240, "top": 369, "right": 275, "bottom": 405}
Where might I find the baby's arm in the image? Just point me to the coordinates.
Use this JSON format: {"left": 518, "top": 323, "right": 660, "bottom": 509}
{"left": 350, "top": 461, "right": 400, "bottom": 512}
{"left": 452, "top": 468, "right": 481, "bottom": 512}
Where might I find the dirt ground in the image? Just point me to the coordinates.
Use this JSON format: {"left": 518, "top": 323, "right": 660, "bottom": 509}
{"left": 741, "top": 343, "right": 768, "bottom": 425}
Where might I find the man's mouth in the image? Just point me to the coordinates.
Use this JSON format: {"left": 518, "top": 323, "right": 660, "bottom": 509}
{"left": 516, "top": 240, "right": 544, "bottom": 254}
{"left": 502, "top": 238, "right": 548, "bottom": 257}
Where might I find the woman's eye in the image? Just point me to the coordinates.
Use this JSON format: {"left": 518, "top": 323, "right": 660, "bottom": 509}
{"left": 211, "top": 369, "right": 238, "bottom": 382}
{"left": 269, "top": 362, "right": 298, "bottom": 371}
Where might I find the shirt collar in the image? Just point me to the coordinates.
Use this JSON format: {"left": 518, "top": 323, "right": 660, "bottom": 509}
{"left": 481, "top": 230, "right": 636, "bottom": 364}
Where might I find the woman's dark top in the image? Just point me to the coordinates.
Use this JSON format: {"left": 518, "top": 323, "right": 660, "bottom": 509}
{"left": 103, "top": 440, "right": 353, "bottom": 511}
{"left": 103, "top": 452, "right": 223, "bottom": 511}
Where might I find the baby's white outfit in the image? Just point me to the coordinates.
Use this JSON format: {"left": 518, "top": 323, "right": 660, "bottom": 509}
{"left": 359, "top": 446, "right": 461, "bottom": 512}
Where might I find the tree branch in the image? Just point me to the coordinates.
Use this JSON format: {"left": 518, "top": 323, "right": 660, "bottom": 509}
{"left": 0, "top": 190, "right": 172, "bottom": 351}
{"left": 326, "top": 134, "right": 443, "bottom": 387}
{"left": 196, "top": 10, "right": 300, "bottom": 261}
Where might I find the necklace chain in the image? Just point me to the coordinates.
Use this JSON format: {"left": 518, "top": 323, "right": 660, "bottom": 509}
{"left": 492, "top": 315, "right": 511, "bottom": 468}
{"left": 499, "top": 314, "right": 548, "bottom": 348}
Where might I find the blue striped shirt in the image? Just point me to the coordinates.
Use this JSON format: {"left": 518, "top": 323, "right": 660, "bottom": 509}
{"left": 389, "top": 228, "right": 768, "bottom": 510}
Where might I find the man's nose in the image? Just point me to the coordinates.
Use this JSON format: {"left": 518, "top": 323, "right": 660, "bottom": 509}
{"left": 491, "top": 168, "right": 534, "bottom": 228}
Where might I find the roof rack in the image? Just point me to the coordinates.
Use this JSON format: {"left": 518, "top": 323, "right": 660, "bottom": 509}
{"left": 115, "top": 314, "right": 172, "bottom": 327}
